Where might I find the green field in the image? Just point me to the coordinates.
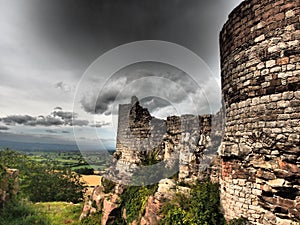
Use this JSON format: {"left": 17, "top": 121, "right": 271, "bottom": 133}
{"left": 0, "top": 149, "right": 102, "bottom": 225}
{"left": 32, "top": 202, "right": 83, "bottom": 225}
{"left": 25, "top": 150, "right": 114, "bottom": 172}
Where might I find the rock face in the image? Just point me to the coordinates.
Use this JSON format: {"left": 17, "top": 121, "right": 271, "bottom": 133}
{"left": 80, "top": 182, "right": 126, "bottom": 225}
{"left": 140, "top": 179, "right": 178, "bottom": 225}
{"left": 219, "top": 0, "right": 299, "bottom": 224}
{"left": 80, "top": 177, "right": 182, "bottom": 225}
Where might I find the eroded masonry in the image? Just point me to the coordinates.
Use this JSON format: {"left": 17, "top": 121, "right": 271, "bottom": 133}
{"left": 219, "top": 0, "right": 299, "bottom": 224}
{"left": 113, "top": 96, "right": 222, "bottom": 184}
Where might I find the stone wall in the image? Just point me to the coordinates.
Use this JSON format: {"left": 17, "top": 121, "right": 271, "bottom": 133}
{"left": 114, "top": 96, "right": 166, "bottom": 175}
{"left": 219, "top": 0, "right": 299, "bottom": 224}
{"left": 113, "top": 96, "right": 221, "bottom": 183}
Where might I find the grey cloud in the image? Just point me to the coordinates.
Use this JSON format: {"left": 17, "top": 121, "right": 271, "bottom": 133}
{"left": 140, "top": 97, "right": 171, "bottom": 112}
{"left": 2, "top": 115, "right": 36, "bottom": 125}
{"left": 45, "top": 129, "right": 58, "bottom": 133}
{"left": 62, "top": 130, "right": 70, "bottom": 133}
{"left": 70, "top": 120, "right": 89, "bottom": 126}
{"left": 0, "top": 109, "right": 89, "bottom": 127}
{"left": 29, "top": 0, "right": 242, "bottom": 76}
{"left": 55, "top": 81, "right": 73, "bottom": 93}
{"left": 0, "top": 125, "right": 9, "bottom": 130}
{"left": 80, "top": 63, "right": 208, "bottom": 116}
{"left": 52, "top": 110, "right": 75, "bottom": 120}
{"left": 34, "top": 116, "right": 64, "bottom": 126}
{"left": 0, "top": 0, "right": 242, "bottom": 123}
{"left": 91, "top": 121, "right": 111, "bottom": 128}
{"left": 80, "top": 76, "right": 128, "bottom": 114}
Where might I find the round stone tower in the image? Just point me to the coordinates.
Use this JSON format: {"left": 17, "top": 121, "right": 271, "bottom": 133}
{"left": 219, "top": 0, "right": 299, "bottom": 224}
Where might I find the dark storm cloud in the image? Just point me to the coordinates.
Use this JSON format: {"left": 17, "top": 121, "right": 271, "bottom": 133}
{"left": 0, "top": 109, "right": 89, "bottom": 127}
{"left": 81, "top": 87, "right": 121, "bottom": 115}
{"left": 29, "top": 0, "right": 242, "bottom": 74}
{"left": 2, "top": 115, "right": 36, "bottom": 126}
{"left": 80, "top": 65, "right": 203, "bottom": 115}
{"left": 80, "top": 69, "right": 157, "bottom": 114}
{"left": 31, "top": 116, "right": 64, "bottom": 126}
{"left": 52, "top": 111, "right": 74, "bottom": 120}
{"left": 0, "top": 126, "right": 9, "bottom": 130}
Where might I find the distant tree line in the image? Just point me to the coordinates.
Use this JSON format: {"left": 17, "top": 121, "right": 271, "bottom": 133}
{"left": 74, "top": 167, "right": 94, "bottom": 175}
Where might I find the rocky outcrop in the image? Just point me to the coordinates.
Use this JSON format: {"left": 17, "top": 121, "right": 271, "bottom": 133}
{"left": 139, "top": 179, "right": 177, "bottom": 225}
{"left": 80, "top": 181, "right": 125, "bottom": 225}
{"left": 81, "top": 177, "right": 189, "bottom": 225}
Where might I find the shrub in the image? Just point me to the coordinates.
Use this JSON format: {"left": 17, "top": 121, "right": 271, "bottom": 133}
{"left": 80, "top": 212, "right": 102, "bottom": 225}
{"left": 0, "top": 198, "right": 49, "bottom": 225}
{"left": 227, "top": 217, "right": 249, "bottom": 225}
{"left": 120, "top": 184, "right": 157, "bottom": 224}
{"left": 74, "top": 167, "right": 94, "bottom": 175}
{"left": 101, "top": 177, "right": 116, "bottom": 194}
{"left": 160, "top": 181, "right": 226, "bottom": 225}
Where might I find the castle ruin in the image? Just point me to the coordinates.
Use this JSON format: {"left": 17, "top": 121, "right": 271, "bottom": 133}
{"left": 88, "top": 0, "right": 299, "bottom": 224}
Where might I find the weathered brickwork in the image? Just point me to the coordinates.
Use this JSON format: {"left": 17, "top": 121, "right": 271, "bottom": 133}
{"left": 219, "top": 0, "right": 299, "bottom": 224}
{"left": 114, "top": 96, "right": 166, "bottom": 173}
{"left": 114, "top": 96, "right": 221, "bottom": 183}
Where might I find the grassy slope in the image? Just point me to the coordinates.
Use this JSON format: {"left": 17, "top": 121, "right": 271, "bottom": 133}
{"left": 0, "top": 201, "right": 83, "bottom": 225}
{"left": 32, "top": 202, "right": 83, "bottom": 225}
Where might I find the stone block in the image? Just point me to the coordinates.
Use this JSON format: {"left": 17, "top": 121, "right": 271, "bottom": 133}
{"left": 266, "top": 60, "right": 276, "bottom": 68}
{"left": 255, "top": 34, "right": 265, "bottom": 42}
{"left": 267, "top": 179, "right": 285, "bottom": 187}
{"left": 295, "top": 91, "right": 300, "bottom": 100}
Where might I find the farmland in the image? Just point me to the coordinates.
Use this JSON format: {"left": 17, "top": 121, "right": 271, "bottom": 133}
{"left": 23, "top": 149, "right": 115, "bottom": 172}
{"left": 0, "top": 149, "right": 107, "bottom": 225}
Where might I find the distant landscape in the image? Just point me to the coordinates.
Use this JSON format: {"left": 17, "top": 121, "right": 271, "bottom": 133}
{"left": 0, "top": 148, "right": 107, "bottom": 224}
{"left": 0, "top": 140, "right": 116, "bottom": 152}
{"left": 0, "top": 141, "right": 115, "bottom": 173}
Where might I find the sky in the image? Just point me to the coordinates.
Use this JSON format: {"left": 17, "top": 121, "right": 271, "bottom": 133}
{"left": 0, "top": 0, "right": 243, "bottom": 150}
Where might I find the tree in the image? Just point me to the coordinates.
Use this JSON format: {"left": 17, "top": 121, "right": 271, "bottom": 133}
{"left": 0, "top": 149, "right": 86, "bottom": 203}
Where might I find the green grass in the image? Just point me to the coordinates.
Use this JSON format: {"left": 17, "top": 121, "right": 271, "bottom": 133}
{"left": 26, "top": 150, "right": 111, "bottom": 172}
{"left": 0, "top": 200, "right": 84, "bottom": 225}
{"left": 32, "top": 202, "right": 83, "bottom": 225}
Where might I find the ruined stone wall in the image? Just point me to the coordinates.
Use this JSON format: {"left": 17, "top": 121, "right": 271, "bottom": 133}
{"left": 219, "top": 0, "right": 299, "bottom": 224}
{"left": 114, "top": 97, "right": 220, "bottom": 183}
{"left": 114, "top": 97, "right": 166, "bottom": 174}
